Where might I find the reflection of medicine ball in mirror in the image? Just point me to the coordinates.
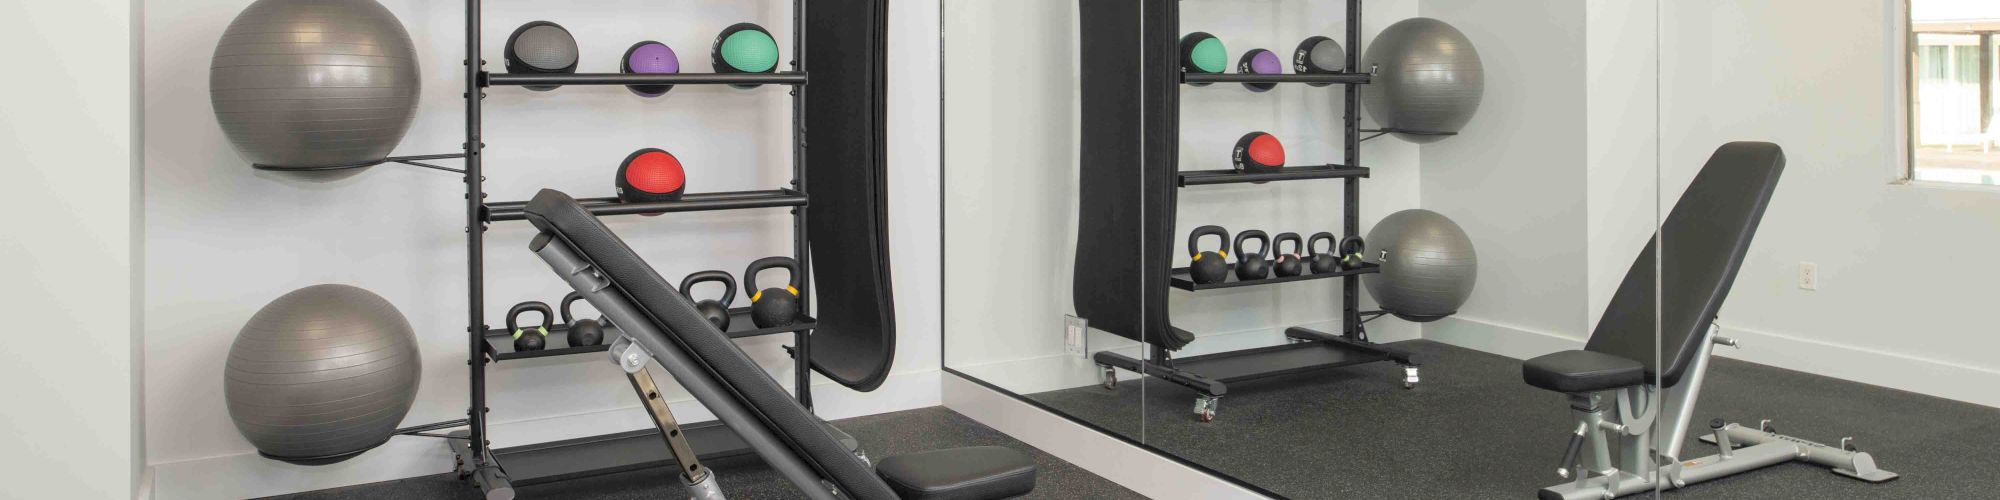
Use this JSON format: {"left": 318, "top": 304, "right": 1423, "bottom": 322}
{"left": 1363, "top": 209, "right": 1477, "bottom": 322}
{"left": 1293, "top": 36, "right": 1345, "bottom": 87}
{"left": 1360, "top": 18, "right": 1484, "bottom": 143}
{"left": 1180, "top": 32, "right": 1226, "bottom": 86}
{"left": 617, "top": 148, "right": 687, "bottom": 208}
{"left": 209, "top": 0, "right": 421, "bottom": 170}
{"left": 621, "top": 41, "right": 680, "bottom": 97}
{"left": 506, "top": 21, "right": 579, "bottom": 91}
{"left": 1238, "top": 48, "right": 1282, "bottom": 92}
{"left": 1233, "top": 132, "right": 1285, "bottom": 178}
{"left": 713, "top": 23, "right": 779, "bottom": 89}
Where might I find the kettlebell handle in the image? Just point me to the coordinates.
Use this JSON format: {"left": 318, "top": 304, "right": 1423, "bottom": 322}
{"left": 1273, "top": 232, "right": 1304, "bottom": 257}
{"left": 1307, "top": 232, "right": 1336, "bottom": 255}
{"left": 1234, "top": 230, "right": 1270, "bottom": 258}
{"left": 560, "top": 292, "right": 590, "bottom": 324}
{"left": 1338, "top": 235, "right": 1367, "bottom": 258}
{"left": 1188, "top": 225, "right": 1230, "bottom": 258}
{"left": 679, "top": 270, "right": 739, "bottom": 308}
{"left": 508, "top": 301, "right": 554, "bottom": 333}
{"left": 745, "top": 256, "right": 801, "bottom": 295}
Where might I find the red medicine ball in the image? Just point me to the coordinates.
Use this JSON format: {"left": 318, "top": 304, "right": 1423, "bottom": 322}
{"left": 617, "top": 148, "right": 686, "bottom": 203}
{"left": 1234, "top": 132, "right": 1286, "bottom": 174}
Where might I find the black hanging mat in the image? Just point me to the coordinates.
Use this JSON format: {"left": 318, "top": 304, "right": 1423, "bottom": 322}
{"left": 803, "top": 0, "right": 897, "bottom": 392}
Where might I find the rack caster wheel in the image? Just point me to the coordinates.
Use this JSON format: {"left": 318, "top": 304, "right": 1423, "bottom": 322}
{"left": 454, "top": 455, "right": 470, "bottom": 480}
{"left": 1098, "top": 365, "right": 1117, "bottom": 390}
{"left": 1402, "top": 366, "right": 1420, "bottom": 389}
{"left": 1193, "top": 396, "right": 1221, "bottom": 423}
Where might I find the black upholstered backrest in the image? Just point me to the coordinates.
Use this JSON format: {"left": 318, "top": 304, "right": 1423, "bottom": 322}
{"left": 523, "top": 189, "right": 897, "bottom": 500}
{"left": 1586, "top": 142, "right": 1785, "bottom": 388}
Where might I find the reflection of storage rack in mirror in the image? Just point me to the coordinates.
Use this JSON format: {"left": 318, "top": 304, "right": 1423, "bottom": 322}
{"left": 1075, "top": 0, "right": 1420, "bottom": 423}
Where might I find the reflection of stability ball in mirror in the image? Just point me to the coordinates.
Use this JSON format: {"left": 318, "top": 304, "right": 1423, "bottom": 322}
{"left": 1363, "top": 209, "right": 1477, "bottom": 322}
{"left": 209, "top": 0, "right": 421, "bottom": 170}
{"left": 1360, "top": 18, "right": 1484, "bottom": 143}
{"left": 226, "top": 285, "right": 421, "bottom": 464}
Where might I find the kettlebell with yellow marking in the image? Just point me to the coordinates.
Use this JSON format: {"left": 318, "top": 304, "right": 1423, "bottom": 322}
{"left": 746, "top": 256, "right": 802, "bottom": 328}
{"left": 1188, "top": 225, "right": 1232, "bottom": 285}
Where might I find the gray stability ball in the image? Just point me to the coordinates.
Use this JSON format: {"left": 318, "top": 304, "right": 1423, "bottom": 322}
{"left": 1363, "top": 209, "right": 1477, "bottom": 322}
{"left": 210, "top": 0, "right": 421, "bottom": 169}
{"left": 226, "top": 284, "right": 421, "bottom": 464}
{"left": 1360, "top": 18, "right": 1483, "bottom": 144}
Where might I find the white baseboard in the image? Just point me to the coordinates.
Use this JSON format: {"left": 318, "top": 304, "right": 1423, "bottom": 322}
{"left": 149, "top": 369, "right": 943, "bottom": 500}
{"left": 941, "top": 373, "right": 1269, "bottom": 500}
{"left": 1421, "top": 316, "right": 2000, "bottom": 410}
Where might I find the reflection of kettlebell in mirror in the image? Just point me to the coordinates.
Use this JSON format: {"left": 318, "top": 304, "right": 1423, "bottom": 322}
{"left": 1188, "top": 225, "right": 1232, "bottom": 285}
{"left": 1234, "top": 230, "right": 1271, "bottom": 281}
{"left": 1339, "top": 235, "right": 1368, "bottom": 270}
{"left": 1273, "top": 232, "right": 1305, "bottom": 277}
{"left": 679, "top": 270, "right": 738, "bottom": 331}
{"left": 508, "top": 301, "right": 552, "bottom": 352}
{"left": 1307, "top": 232, "right": 1340, "bottom": 274}
{"left": 560, "top": 292, "right": 604, "bottom": 347}
{"left": 746, "top": 257, "right": 801, "bottom": 328}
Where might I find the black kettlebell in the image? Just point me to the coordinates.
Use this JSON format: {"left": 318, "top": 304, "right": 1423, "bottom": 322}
{"left": 1307, "top": 232, "right": 1340, "bottom": 274}
{"left": 679, "top": 270, "right": 738, "bottom": 331}
{"left": 1338, "top": 235, "right": 1367, "bottom": 270}
{"left": 560, "top": 292, "right": 605, "bottom": 347}
{"left": 1272, "top": 232, "right": 1305, "bottom": 277}
{"left": 1188, "top": 225, "right": 1231, "bottom": 285}
{"left": 508, "top": 301, "right": 553, "bottom": 352}
{"left": 1234, "top": 230, "right": 1271, "bottom": 281}
{"left": 746, "top": 257, "right": 802, "bottom": 328}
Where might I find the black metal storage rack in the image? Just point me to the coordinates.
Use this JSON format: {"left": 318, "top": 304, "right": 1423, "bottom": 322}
{"left": 432, "top": 1, "right": 823, "bottom": 496}
{"left": 1089, "top": 0, "right": 1420, "bottom": 422}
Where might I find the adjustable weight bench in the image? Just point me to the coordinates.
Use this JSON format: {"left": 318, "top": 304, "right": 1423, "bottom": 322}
{"left": 523, "top": 189, "right": 1038, "bottom": 500}
{"left": 1523, "top": 142, "right": 1895, "bottom": 500}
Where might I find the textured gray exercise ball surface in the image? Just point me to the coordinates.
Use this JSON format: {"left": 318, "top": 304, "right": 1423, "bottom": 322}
{"left": 210, "top": 0, "right": 421, "bottom": 169}
{"left": 1363, "top": 209, "right": 1477, "bottom": 322}
{"left": 1359, "top": 18, "right": 1483, "bottom": 144}
{"left": 226, "top": 284, "right": 421, "bottom": 463}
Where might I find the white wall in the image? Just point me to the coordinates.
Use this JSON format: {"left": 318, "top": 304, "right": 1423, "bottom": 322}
{"left": 1414, "top": 0, "right": 1593, "bottom": 351}
{"left": 1583, "top": 0, "right": 1659, "bottom": 329}
{"left": 0, "top": 0, "right": 142, "bottom": 498}
{"left": 1654, "top": 0, "right": 2000, "bottom": 408}
{"left": 943, "top": 0, "right": 1423, "bottom": 395}
{"left": 143, "top": 0, "right": 945, "bottom": 496}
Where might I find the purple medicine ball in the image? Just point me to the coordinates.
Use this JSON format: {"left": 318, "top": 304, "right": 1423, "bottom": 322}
{"left": 622, "top": 41, "right": 681, "bottom": 97}
{"left": 1240, "top": 49, "right": 1283, "bottom": 92}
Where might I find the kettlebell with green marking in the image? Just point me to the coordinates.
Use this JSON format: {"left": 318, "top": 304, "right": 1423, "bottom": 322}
{"left": 713, "top": 22, "right": 780, "bottom": 89}
{"left": 509, "top": 301, "right": 553, "bottom": 352}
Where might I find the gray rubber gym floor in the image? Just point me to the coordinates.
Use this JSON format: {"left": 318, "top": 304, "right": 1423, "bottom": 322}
{"left": 263, "top": 407, "right": 1141, "bottom": 500}
{"left": 1029, "top": 339, "right": 2000, "bottom": 499}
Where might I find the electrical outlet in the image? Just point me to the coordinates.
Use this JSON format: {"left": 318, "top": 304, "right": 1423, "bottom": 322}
{"left": 1064, "top": 315, "right": 1089, "bottom": 356}
{"left": 1798, "top": 262, "right": 1818, "bottom": 291}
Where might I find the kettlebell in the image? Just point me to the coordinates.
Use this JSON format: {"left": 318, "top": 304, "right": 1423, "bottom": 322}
{"left": 508, "top": 301, "right": 553, "bottom": 352}
{"left": 746, "top": 257, "right": 802, "bottom": 328}
{"left": 1338, "top": 235, "right": 1368, "bottom": 270}
{"left": 1307, "top": 232, "right": 1340, "bottom": 274}
{"left": 1187, "top": 226, "right": 1231, "bottom": 285}
{"left": 1272, "top": 232, "right": 1306, "bottom": 277}
{"left": 1234, "top": 230, "right": 1271, "bottom": 281}
{"left": 560, "top": 292, "right": 604, "bottom": 347}
{"left": 679, "top": 270, "right": 738, "bottom": 331}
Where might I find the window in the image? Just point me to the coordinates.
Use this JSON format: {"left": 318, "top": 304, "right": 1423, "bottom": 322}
{"left": 1909, "top": 0, "right": 2000, "bottom": 185}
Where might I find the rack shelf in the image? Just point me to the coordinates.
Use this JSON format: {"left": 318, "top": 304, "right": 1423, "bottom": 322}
{"left": 1177, "top": 164, "right": 1370, "bottom": 187}
{"left": 1182, "top": 72, "right": 1371, "bottom": 85}
{"left": 483, "top": 309, "right": 819, "bottom": 361}
{"left": 485, "top": 188, "right": 808, "bottom": 222}
{"left": 484, "top": 72, "right": 808, "bottom": 87}
{"left": 1168, "top": 262, "right": 1379, "bottom": 291}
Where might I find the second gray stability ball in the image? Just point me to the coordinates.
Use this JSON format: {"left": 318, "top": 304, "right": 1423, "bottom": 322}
{"left": 225, "top": 284, "right": 422, "bottom": 463}
{"left": 210, "top": 0, "right": 422, "bottom": 169}
{"left": 1363, "top": 209, "right": 1477, "bottom": 322}
{"left": 1360, "top": 17, "right": 1484, "bottom": 144}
